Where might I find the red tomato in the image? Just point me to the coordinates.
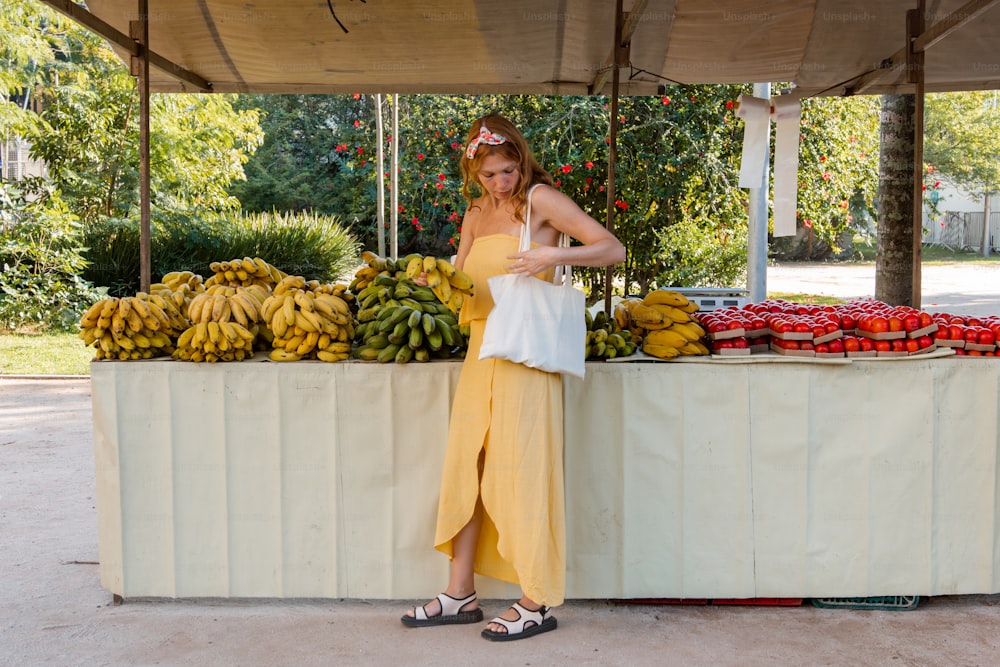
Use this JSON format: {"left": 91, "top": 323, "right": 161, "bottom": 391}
{"left": 843, "top": 336, "right": 861, "bottom": 352}
{"left": 828, "top": 338, "right": 845, "bottom": 353}
{"left": 871, "top": 317, "right": 889, "bottom": 333}
{"left": 917, "top": 335, "right": 935, "bottom": 349}
{"left": 874, "top": 339, "right": 892, "bottom": 352}
{"left": 902, "top": 314, "right": 920, "bottom": 332}
{"left": 904, "top": 338, "right": 920, "bottom": 353}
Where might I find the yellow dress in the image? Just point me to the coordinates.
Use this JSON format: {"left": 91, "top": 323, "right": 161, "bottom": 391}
{"left": 433, "top": 233, "right": 566, "bottom": 606}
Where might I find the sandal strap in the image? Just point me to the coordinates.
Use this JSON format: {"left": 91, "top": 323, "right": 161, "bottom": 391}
{"left": 489, "top": 603, "right": 548, "bottom": 634}
{"left": 413, "top": 591, "right": 478, "bottom": 621}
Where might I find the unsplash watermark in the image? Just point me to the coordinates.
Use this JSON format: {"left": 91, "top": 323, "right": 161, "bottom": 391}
{"left": 473, "top": 61, "right": 529, "bottom": 72}
{"left": 422, "top": 11, "right": 474, "bottom": 22}
{"left": 823, "top": 11, "right": 876, "bottom": 22}
{"left": 723, "top": 10, "right": 773, "bottom": 23}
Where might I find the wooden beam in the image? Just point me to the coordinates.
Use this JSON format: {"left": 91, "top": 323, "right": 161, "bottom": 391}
{"left": 589, "top": 0, "right": 649, "bottom": 95}
{"left": 913, "top": 0, "right": 999, "bottom": 51}
{"left": 38, "top": 0, "right": 212, "bottom": 92}
{"left": 847, "top": 0, "right": 999, "bottom": 95}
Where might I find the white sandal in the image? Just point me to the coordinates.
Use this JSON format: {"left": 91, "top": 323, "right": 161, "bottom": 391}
{"left": 481, "top": 602, "right": 557, "bottom": 641}
{"left": 400, "top": 591, "right": 484, "bottom": 627}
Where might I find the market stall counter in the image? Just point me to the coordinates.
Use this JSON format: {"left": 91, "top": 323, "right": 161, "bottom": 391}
{"left": 90, "top": 353, "right": 1000, "bottom": 600}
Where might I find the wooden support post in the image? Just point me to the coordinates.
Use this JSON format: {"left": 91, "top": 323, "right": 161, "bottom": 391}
{"left": 908, "top": 6, "right": 925, "bottom": 308}
{"left": 129, "top": 1, "right": 151, "bottom": 293}
{"left": 603, "top": 0, "right": 625, "bottom": 313}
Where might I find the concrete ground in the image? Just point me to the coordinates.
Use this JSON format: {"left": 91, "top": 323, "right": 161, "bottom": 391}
{"left": 3, "top": 262, "right": 1000, "bottom": 666}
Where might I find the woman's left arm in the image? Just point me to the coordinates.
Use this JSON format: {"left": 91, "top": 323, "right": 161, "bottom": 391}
{"left": 507, "top": 185, "right": 625, "bottom": 274}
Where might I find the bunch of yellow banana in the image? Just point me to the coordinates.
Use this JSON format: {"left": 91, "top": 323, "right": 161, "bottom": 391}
{"left": 78, "top": 294, "right": 178, "bottom": 360}
{"left": 642, "top": 325, "right": 711, "bottom": 359}
{"left": 172, "top": 318, "right": 258, "bottom": 363}
{"left": 403, "top": 254, "right": 474, "bottom": 314}
{"left": 354, "top": 301, "right": 464, "bottom": 363}
{"left": 203, "top": 256, "right": 287, "bottom": 289}
{"left": 156, "top": 270, "right": 204, "bottom": 293}
{"left": 185, "top": 283, "right": 269, "bottom": 330}
{"left": 148, "top": 270, "right": 206, "bottom": 315}
{"left": 585, "top": 309, "right": 639, "bottom": 360}
{"left": 259, "top": 276, "right": 355, "bottom": 361}
{"left": 610, "top": 291, "right": 708, "bottom": 359}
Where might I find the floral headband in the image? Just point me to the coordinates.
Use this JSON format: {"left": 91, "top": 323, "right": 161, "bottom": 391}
{"left": 465, "top": 124, "right": 507, "bottom": 159}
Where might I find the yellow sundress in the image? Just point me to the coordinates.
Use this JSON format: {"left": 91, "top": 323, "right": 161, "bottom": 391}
{"left": 433, "top": 233, "right": 566, "bottom": 606}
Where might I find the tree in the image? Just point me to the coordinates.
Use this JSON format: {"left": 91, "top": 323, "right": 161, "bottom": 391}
{"left": 924, "top": 90, "right": 1000, "bottom": 256}
{"left": 2, "top": 0, "right": 263, "bottom": 225}
{"left": 875, "top": 93, "right": 916, "bottom": 306}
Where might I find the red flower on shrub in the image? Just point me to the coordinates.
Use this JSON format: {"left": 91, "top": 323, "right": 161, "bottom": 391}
{"left": 661, "top": 96, "right": 671, "bottom": 105}
{"left": 417, "top": 153, "right": 425, "bottom": 161}
{"left": 804, "top": 219, "right": 813, "bottom": 227}
{"left": 725, "top": 100, "right": 734, "bottom": 109}
{"left": 353, "top": 120, "right": 361, "bottom": 128}
{"left": 438, "top": 173, "right": 446, "bottom": 181}
{"left": 585, "top": 161, "right": 594, "bottom": 169}
{"left": 561, "top": 165, "right": 572, "bottom": 174}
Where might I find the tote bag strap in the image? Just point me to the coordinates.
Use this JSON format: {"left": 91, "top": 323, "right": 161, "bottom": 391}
{"left": 521, "top": 184, "right": 572, "bottom": 287}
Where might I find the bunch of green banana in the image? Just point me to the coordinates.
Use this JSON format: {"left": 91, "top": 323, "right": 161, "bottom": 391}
{"left": 349, "top": 250, "right": 411, "bottom": 293}
{"left": 403, "top": 254, "right": 474, "bottom": 314}
{"left": 585, "top": 308, "right": 639, "bottom": 361}
{"left": 203, "top": 256, "right": 287, "bottom": 289}
{"left": 354, "top": 301, "right": 464, "bottom": 363}
{"left": 79, "top": 294, "right": 180, "bottom": 360}
{"left": 352, "top": 272, "right": 452, "bottom": 327}
{"left": 259, "top": 275, "right": 356, "bottom": 362}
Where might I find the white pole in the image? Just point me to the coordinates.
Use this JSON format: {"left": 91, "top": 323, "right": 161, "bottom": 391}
{"left": 747, "top": 82, "right": 771, "bottom": 303}
{"left": 375, "top": 94, "right": 386, "bottom": 257}
{"left": 390, "top": 94, "right": 399, "bottom": 260}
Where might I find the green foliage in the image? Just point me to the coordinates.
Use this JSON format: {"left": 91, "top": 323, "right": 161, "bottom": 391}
{"left": 770, "top": 95, "right": 881, "bottom": 260}
{"left": 0, "top": 181, "right": 103, "bottom": 332}
{"left": 231, "top": 90, "right": 881, "bottom": 293}
{"left": 925, "top": 91, "right": 1000, "bottom": 196}
{"left": 651, "top": 219, "right": 748, "bottom": 288}
{"left": 3, "top": 0, "right": 263, "bottom": 225}
{"left": 82, "top": 210, "right": 360, "bottom": 294}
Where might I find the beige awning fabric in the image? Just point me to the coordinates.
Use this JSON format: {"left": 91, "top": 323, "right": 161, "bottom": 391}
{"left": 64, "top": 0, "right": 1000, "bottom": 97}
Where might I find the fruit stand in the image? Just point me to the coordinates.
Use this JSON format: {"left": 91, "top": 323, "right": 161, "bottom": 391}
{"left": 90, "top": 351, "right": 1000, "bottom": 600}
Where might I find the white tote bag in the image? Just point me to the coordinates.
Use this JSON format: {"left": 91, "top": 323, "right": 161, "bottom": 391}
{"left": 478, "top": 185, "right": 586, "bottom": 379}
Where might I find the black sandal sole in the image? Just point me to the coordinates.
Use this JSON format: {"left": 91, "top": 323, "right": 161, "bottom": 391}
{"left": 400, "top": 609, "right": 484, "bottom": 627}
{"left": 481, "top": 616, "right": 557, "bottom": 641}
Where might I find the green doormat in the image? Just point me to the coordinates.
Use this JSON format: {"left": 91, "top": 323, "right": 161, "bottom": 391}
{"left": 810, "top": 596, "right": 920, "bottom": 611}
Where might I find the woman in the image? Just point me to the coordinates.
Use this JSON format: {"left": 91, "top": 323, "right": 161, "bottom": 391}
{"left": 401, "top": 113, "right": 625, "bottom": 641}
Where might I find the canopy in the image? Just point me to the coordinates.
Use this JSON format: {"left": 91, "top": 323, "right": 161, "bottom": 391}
{"left": 50, "top": 0, "right": 1000, "bottom": 98}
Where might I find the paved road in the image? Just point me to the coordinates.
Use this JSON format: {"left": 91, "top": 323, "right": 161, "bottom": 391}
{"left": 767, "top": 261, "right": 1000, "bottom": 317}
